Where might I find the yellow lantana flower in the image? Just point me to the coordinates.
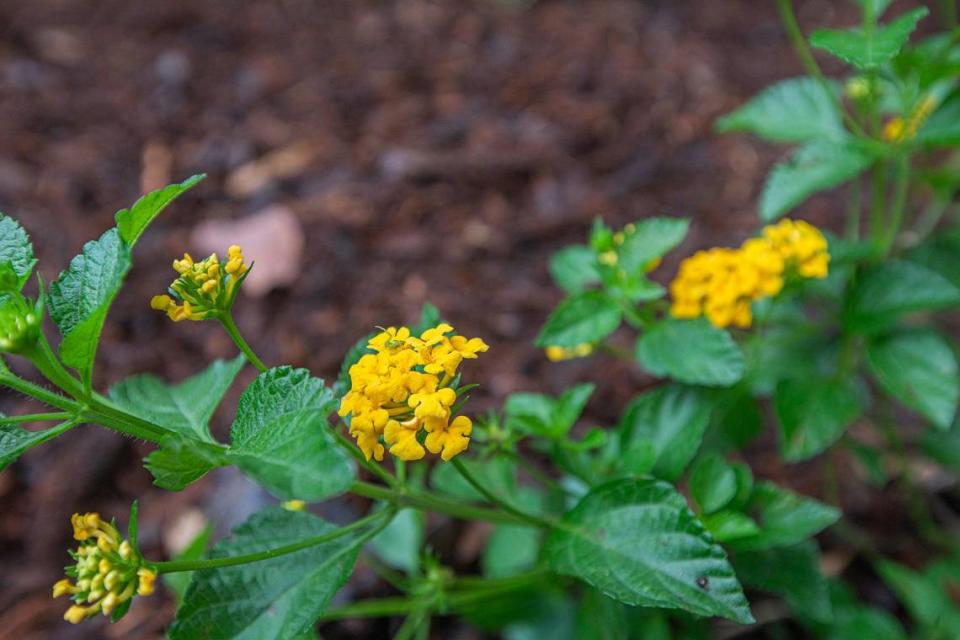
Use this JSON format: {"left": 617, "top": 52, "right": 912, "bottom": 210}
{"left": 338, "top": 322, "right": 487, "bottom": 462}
{"left": 151, "top": 245, "right": 250, "bottom": 322}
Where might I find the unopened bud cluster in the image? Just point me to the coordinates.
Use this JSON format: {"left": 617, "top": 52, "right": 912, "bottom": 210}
{"left": 0, "top": 294, "right": 41, "bottom": 354}
{"left": 151, "top": 245, "right": 249, "bottom": 321}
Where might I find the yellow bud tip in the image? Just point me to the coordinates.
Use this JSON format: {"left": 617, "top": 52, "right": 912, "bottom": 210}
{"left": 52, "top": 579, "right": 75, "bottom": 598}
{"left": 282, "top": 499, "right": 307, "bottom": 512}
{"left": 150, "top": 294, "right": 173, "bottom": 311}
{"left": 137, "top": 568, "right": 157, "bottom": 597}
{"left": 64, "top": 605, "right": 89, "bottom": 625}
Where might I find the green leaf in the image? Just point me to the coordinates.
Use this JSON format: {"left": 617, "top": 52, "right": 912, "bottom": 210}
{"left": 733, "top": 542, "right": 831, "bottom": 623}
{"left": 689, "top": 454, "right": 736, "bottom": 514}
{"left": 760, "top": 141, "right": 874, "bottom": 221}
{"left": 617, "top": 217, "right": 689, "bottom": 274}
{"left": 717, "top": 78, "right": 844, "bottom": 143}
{"left": 504, "top": 383, "right": 594, "bottom": 439}
{"left": 906, "top": 228, "right": 960, "bottom": 288}
{"left": 916, "top": 93, "right": 960, "bottom": 146}
{"left": 48, "top": 228, "right": 132, "bottom": 379}
{"left": 369, "top": 509, "right": 422, "bottom": 574}
{"left": 483, "top": 488, "right": 544, "bottom": 578}
{"left": 545, "top": 478, "right": 753, "bottom": 624}
{"left": 636, "top": 318, "right": 745, "bottom": 387}
{"left": 0, "top": 214, "right": 37, "bottom": 289}
{"left": 412, "top": 301, "right": 442, "bottom": 334}
{"left": 115, "top": 174, "right": 205, "bottom": 246}
{"left": 828, "top": 607, "right": 909, "bottom": 640}
{"left": 619, "top": 385, "right": 713, "bottom": 481}
{"left": 431, "top": 457, "right": 522, "bottom": 509}
{"left": 727, "top": 482, "right": 840, "bottom": 552}
{"left": 867, "top": 329, "right": 958, "bottom": 430}
{"left": 550, "top": 245, "right": 600, "bottom": 294}
{"left": 0, "top": 421, "right": 74, "bottom": 471}
{"left": 876, "top": 560, "right": 954, "bottom": 629}
{"left": 110, "top": 355, "right": 246, "bottom": 442}
{"left": 163, "top": 525, "right": 212, "bottom": 602}
{"left": 144, "top": 436, "right": 224, "bottom": 491}
{"left": 810, "top": 8, "right": 929, "bottom": 69}
{"left": 227, "top": 367, "right": 354, "bottom": 501}
{"left": 701, "top": 511, "right": 761, "bottom": 543}
{"left": 845, "top": 260, "right": 960, "bottom": 333}
{"left": 536, "top": 292, "right": 622, "bottom": 348}
{"left": 775, "top": 377, "right": 865, "bottom": 461}
{"left": 169, "top": 507, "right": 363, "bottom": 640}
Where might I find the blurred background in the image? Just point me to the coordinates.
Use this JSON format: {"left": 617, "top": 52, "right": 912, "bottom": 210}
{"left": 0, "top": 0, "right": 895, "bottom": 637}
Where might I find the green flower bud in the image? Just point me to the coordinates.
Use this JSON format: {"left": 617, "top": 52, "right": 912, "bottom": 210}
{"left": 0, "top": 295, "right": 41, "bottom": 354}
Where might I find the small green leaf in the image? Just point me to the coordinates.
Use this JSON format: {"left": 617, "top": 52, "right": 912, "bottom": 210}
{"left": 775, "top": 377, "right": 865, "bottom": 461}
{"left": 876, "top": 560, "right": 955, "bottom": 630}
{"left": 144, "top": 436, "right": 224, "bottom": 491}
{"left": 115, "top": 174, "right": 205, "bottom": 247}
{"left": 412, "top": 301, "right": 442, "bottom": 334}
{"left": 545, "top": 478, "right": 753, "bottom": 624}
{"left": 169, "top": 507, "right": 364, "bottom": 640}
{"left": 48, "top": 228, "right": 132, "bottom": 380}
{"left": 760, "top": 141, "right": 874, "bottom": 221}
{"left": 701, "top": 511, "right": 761, "bottom": 543}
{"left": 810, "top": 8, "right": 929, "bottom": 69}
{"left": 845, "top": 260, "right": 960, "bottom": 333}
{"left": 717, "top": 78, "right": 844, "bottom": 143}
{"left": 536, "top": 292, "right": 622, "bottom": 348}
{"left": 1, "top": 421, "right": 75, "bottom": 471}
{"left": 618, "top": 385, "right": 713, "bottom": 481}
{"left": 689, "top": 454, "right": 736, "bottom": 514}
{"left": 110, "top": 355, "right": 246, "bottom": 442}
{"left": 227, "top": 367, "right": 355, "bottom": 501}
{"left": 0, "top": 214, "right": 37, "bottom": 289}
{"left": 550, "top": 245, "right": 600, "bottom": 294}
{"left": 727, "top": 482, "right": 840, "bottom": 552}
{"left": 504, "top": 383, "right": 594, "bottom": 439}
{"left": 636, "top": 318, "right": 745, "bottom": 387}
{"left": 369, "top": 509, "right": 423, "bottom": 574}
{"left": 616, "top": 217, "right": 689, "bottom": 274}
{"left": 867, "top": 329, "right": 959, "bottom": 430}
{"left": 733, "top": 542, "right": 831, "bottom": 623}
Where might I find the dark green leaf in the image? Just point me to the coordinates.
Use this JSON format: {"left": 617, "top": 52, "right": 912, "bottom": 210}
{"left": 169, "top": 508, "right": 364, "bottom": 640}
{"left": 727, "top": 482, "right": 840, "bottom": 552}
{"left": 110, "top": 356, "right": 246, "bottom": 442}
{"left": 504, "top": 383, "right": 594, "bottom": 439}
{"left": 760, "top": 141, "right": 874, "bottom": 221}
{"left": 636, "top": 318, "right": 745, "bottom": 387}
{"left": 619, "top": 385, "right": 713, "bottom": 481}
{"left": 550, "top": 245, "right": 600, "bottom": 294}
{"left": 48, "top": 228, "right": 132, "bottom": 378}
{"left": 0, "top": 214, "right": 37, "bottom": 289}
{"left": 775, "top": 377, "right": 866, "bottom": 461}
{"left": 144, "top": 436, "right": 224, "bottom": 491}
{"left": 845, "top": 260, "right": 960, "bottom": 333}
{"left": 536, "top": 292, "right": 622, "bottom": 348}
{"left": 545, "top": 478, "right": 753, "bottom": 623}
{"left": 227, "top": 367, "right": 354, "bottom": 501}
{"left": 717, "top": 78, "right": 844, "bottom": 143}
{"left": 734, "top": 542, "right": 832, "bottom": 623}
{"left": 617, "top": 217, "right": 689, "bottom": 274}
{"left": 867, "top": 329, "right": 958, "bottom": 430}
{"left": 689, "top": 454, "right": 736, "bottom": 514}
{"left": 115, "top": 174, "right": 205, "bottom": 247}
{"left": 810, "top": 8, "right": 929, "bottom": 69}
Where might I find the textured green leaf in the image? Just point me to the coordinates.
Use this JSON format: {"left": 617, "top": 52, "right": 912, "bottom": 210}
{"left": 0, "top": 214, "right": 37, "bottom": 289}
{"left": 734, "top": 542, "right": 831, "bottom": 623}
{"left": 48, "top": 228, "right": 132, "bottom": 377}
{"left": 760, "top": 141, "right": 874, "bottom": 221}
{"left": 110, "top": 356, "right": 245, "bottom": 442}
{"left": 636, "top": 318, "right": 745, "bottom": 387}
{"left": 144, "top": 436, "right": 224, "bottom": 491}
{"left": 717, "top": 78, "right": 844, "bottom": 143}
{"left": 727, "top": 482, "right": 840, "bottom": 552}
{"left": 617, "top": 217, "right": 689, "bottom": 274}
{"left": 369, "top": 509, "right": 423, "bottom": 574}
{"left": 775, "top": 377, "right": 865, "bottom": 461}
{"left": 228, "top": 367, "right": 354, "bottom": 501}
{"left": 810, "top": 8, "right": 929, "bottom": 69}
{"left": 550, "top": 245, "right": 600, "bottom": 294}
{"left": 619, "top": 385, "right": 712, "bottom": 481}
{"left": 545, "top": 478, "right": 753, "bottom": 623}
{"left": 505, "top": 383, "right": 594, "bottom": 439}
{"left": 169, "top": 508, "right": 363, "bottom": 640}
{"left": 115, "top": 174, "right": 205, "bottom": 246}
{"left": 689, "top": 454, "right": 736, "bottom": 514}
{"left": 867, "top": 329, "right": 959, "bottom": 430}
{"left": 0, "top": 421, "right": 74, "bottom": 471}
{"left": 845, "top": 260, "right": 960, "bottom": 333}
{"left": 536, "top": 292, "right": 621, "bottom": 348}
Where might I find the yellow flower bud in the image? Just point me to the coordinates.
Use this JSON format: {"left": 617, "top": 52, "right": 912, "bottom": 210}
{"left": 64, "top": 604, "right": 90, "bottom": 624}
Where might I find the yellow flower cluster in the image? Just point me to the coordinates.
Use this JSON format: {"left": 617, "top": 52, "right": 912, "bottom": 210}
{"left": 883, "top": 96, "right": 936, "bottom": 143}
{"left": 151, "top": 245, "right": 249, "bottom": 321}
{"left": 670, "top": 219, "right": 829, "bottom": 329}
{"left": 338, "top": 323, "right": 488, "bottom": 462}
{"left": 53, "top": 513, "right": 156, "bottom": 624}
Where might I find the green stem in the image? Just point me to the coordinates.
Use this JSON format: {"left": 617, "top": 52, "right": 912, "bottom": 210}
{"left": 154, "top": 507, "right": 394, "bottom": 574}
{"left": 0, "top": 411, "right": 72, "bottom": 424}
{"left": 219, "top": 313, "right": 268, "bottom": 373}
{"left": 350, "top": 481, "right": 531, "bottom": 526}
{"left": 775, "top": 0, "right": 866, "bottom": 138}
{"left": 451, "top": 458, "right": 555, "bottom": 528}
{"left": 0, "top": 372, "right": 81, "bottom": 413}
{"left": 882, "top": 154, "right": 911, "bottom": 254}
{"left": 505, "top": 450, "right": 570, "bottom": 495}
{"left": 869, "top": 161, "right": 888, "bottom": 251}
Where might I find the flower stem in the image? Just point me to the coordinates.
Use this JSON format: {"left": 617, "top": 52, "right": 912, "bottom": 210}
{"left": 450, "top": 458, "right": 555, "bottom": 528}
{"left": 0, "top": 411, "right": 72, "bottom": 424}
{"left": 0, "top": 371, "right": 81, "bottom": 413}
{"left": 349, "top": 481, "right": 531, "bottom": 526}
{"left": 882, "top": 153, "right": 911, "bottom": 255}
{"left": 153, "top": 507, "right": 395, "bottom": 574}
{"left": 219, "top": 313, "right": 268, "bottom": 373}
